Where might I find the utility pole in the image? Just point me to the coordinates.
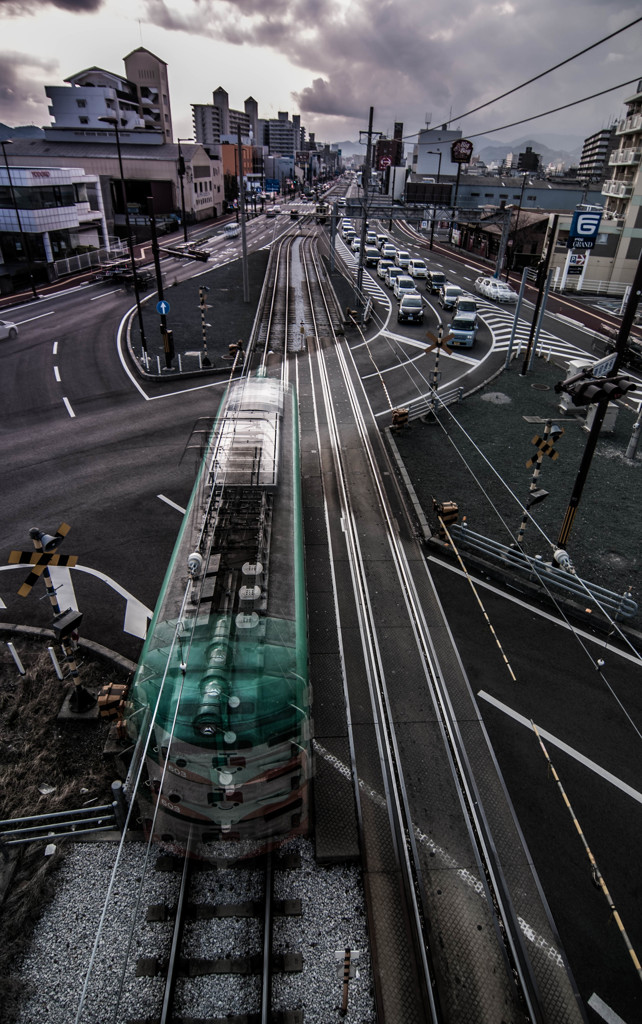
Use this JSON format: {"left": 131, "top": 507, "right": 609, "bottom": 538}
{"left": 148, "top": 196, "right": 173, "bottom": 370}
{"left": 237, "top": 125, "right": 250, "bottom": 303}
{"left": 556, "top": 251, "right": 642, "bottom": 549}
{"left": 520, "top": 214, "right": 558, "bottom": 375}
{"left": 355, "top": 108, "right": 382, "bottom": 315}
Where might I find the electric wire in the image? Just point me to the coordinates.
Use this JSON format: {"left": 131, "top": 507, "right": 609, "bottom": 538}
{"left": 439, "top": 16, "right": 642, "bottom": 127}
{"left": 463, "top": 77, "right": 642, "bottom": 139}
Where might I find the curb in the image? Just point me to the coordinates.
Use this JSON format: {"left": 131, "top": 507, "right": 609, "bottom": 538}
{"left": 0, "top": 623, "right": 138, "bottom": 675}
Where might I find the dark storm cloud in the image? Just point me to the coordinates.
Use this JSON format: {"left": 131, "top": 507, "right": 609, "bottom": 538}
{"left": 0, "top": 0, "right": 104, "bottom": 11}
{"left": 142, "top": 0, "right": 641, "bottom": 138}
{"left": 0, "top": 52, "right": 58, "bottom": 126}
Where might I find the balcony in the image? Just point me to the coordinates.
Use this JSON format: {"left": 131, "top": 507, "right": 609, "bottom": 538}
{"left": 616, "top": 113, "right": 642, "bottom": 135}
{"left": 602, "top": 179, "right": 633, "bottom": 198}
{"left": 608, "top": 147, "right": 641, "bottom": 166}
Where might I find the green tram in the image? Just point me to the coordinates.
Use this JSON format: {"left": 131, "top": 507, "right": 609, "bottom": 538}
{"left": 126, "top": 377, "right": 310, "bottom": 857}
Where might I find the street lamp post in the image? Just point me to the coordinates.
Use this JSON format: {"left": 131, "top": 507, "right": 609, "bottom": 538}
{"left": 0, "top": 139, "right": 39, "bottom": 300}
{"left": 177, "top": 138, "right": 193, "bottom": 244}
{"left": 505, "top": 172, "right": 529, "bottom": 280}
{"left": 98, "top": 116, "right": 147, "bottom": 355}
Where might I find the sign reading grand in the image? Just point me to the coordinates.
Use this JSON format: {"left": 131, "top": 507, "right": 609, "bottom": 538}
{"left": 451, "top": 139, "right": 473, "bottom": 163}
{"left": 567, "top": 210, "right": 603, "bottom": 250}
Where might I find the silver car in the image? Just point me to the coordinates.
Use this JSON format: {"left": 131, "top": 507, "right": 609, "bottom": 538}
{"left": 0, "top": 319, "right": 18, "bottom": 340}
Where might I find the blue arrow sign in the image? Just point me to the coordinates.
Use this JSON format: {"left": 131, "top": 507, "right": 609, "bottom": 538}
{"left": 156, "top": 300, "right": 170, "bottom": 315}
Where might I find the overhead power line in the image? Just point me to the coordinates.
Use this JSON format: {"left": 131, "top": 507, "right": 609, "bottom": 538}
{"left": 464, "top": 77, "right": 642, "bottom": 138}
{"left": 440, "top": 15, "right": 642, "bottom": 127}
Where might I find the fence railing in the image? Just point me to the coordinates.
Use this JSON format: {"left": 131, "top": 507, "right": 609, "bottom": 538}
{"left": 445, "top": 524, "right": 637, "bottom": 620}
{"left": 52, "top": 243, "right": 128, "bottom": 281}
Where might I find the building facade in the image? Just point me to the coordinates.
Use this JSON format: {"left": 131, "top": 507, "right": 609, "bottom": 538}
{"left": 0, "top": 164, "right": 108, "bottom": 294}
{"left": 602, "top": 79, "right": 642, "bottom": 282}
{"left": 411, "top": 126, "right": 464, "bottom": 179}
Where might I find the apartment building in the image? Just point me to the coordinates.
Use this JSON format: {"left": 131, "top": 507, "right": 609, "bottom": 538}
{"left": 602, "top": 79, "right": 642, "bottom": 282}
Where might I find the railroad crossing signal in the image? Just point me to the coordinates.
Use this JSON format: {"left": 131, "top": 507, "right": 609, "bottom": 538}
{"left": 424, "top": 327, "right": 454, "bottom": 355}
{"left": 8, "top": 523, "right": 78, "bottom": 597}
{"left": 525, "top": 430, "right": 564, "bottom": 468}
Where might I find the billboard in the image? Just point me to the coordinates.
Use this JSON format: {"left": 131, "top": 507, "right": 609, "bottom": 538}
{"left": 406, "top": 182, "right": 452, "bottom": 205}
{"left": 566, "top": 210, "right": 603, "bottom": 250}
{"left": 451, "top": 139, "right": 474, "bottom": 163}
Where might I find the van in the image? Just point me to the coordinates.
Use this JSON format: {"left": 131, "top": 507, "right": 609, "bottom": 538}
{"left": 364, "top": 245, "right": 380, "bottom": 266}
{"left": 449, "top": 313, "right": 478, "bottom": 348}
{"left": 426, "top": 270, "right": 446, "bottom": 294}
{"left": 224, "top": 223, "right": 241, "bottom": 238}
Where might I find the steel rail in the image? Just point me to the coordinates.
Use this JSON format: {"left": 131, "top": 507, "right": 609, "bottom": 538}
{"left": 301, "top": 240, "right": 439, "bottom": 1020}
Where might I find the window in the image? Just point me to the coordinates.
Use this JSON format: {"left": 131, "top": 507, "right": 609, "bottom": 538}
{"left": 76, "top": 99, "right": 86, "bottom": 109}
{"left": 79, "top": 117, "right": 89, "bottom": 124}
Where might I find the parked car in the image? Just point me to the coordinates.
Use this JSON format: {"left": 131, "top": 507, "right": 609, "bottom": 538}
{"left": 438, "top": 284, "right": 464, "bottom": 309}
{"left": 385, "top": 266, "right": 405, "bottom": 289}
{"left": 377, "top": 258, "right": 395, "bottom": 279}
{"left": 395, "top": 250, "right": 411, "bottom": 270}
{"left": 0, "top": 319, "right": 18, "bottom": 340}
{"left": 397, "top": 294, "right": 424, "bottom": 324}
{"left": 407, "top": 259, "right": 428, "bottom": 278}
{"left": 426, "top": 270, "right": 446, "bottom": 294}
{"left": 364, "top": 245, "right": 380, "bottom": 266}
{"left": 381, "top": 243, "right": 397, "bottom": 260}
{"left": 393, "top": 275, "right": 418, "bottom": 300}
{"left": 449, "top": 313, "right": 478, "bottom": 348}
{"left": 454, "top": 295, "right": 477, "bottom": 315}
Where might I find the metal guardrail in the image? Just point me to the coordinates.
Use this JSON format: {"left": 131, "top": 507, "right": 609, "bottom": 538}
{"left": 446, "top": 524, "right": 637, "bottom": 620}
{"left": 407, "top": 387, "right": 464, "bottom": 421}
{"left": 0, "top": 781, "right": 127, "bottom": 848}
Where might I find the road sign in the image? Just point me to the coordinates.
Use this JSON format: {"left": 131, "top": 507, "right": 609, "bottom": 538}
{"left": 424, "top": 329, "right": 454, "bottom": 354}
{"left": 156, "top": 300, "right": 170, "bottom": 315}
{"left": 380, "top": 156, "right": 392, "bottom": 169}
{"left": 567, "top": 210, "right": 602, "bottom": 250}
{"left": 526, "top": 433, "right": 562, "bottom": 468}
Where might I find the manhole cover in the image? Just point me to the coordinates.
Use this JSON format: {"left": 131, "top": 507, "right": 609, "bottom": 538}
{"left": 531, "top": 383, "right": 551, "bottom": 391}
{"left": 481, "top": 392, "right": 511, "bottom": 405}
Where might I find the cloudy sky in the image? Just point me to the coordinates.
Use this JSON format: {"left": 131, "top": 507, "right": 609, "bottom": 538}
{"left": 1, "top": 0, "right": 641, "bottom": 150}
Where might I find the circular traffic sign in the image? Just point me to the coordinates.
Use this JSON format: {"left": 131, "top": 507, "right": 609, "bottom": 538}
{"left": 380, "top": 157, "right": 392, "bottom": 168}
{"left": 156, "top": 300, "right": 170, "bottom": 315}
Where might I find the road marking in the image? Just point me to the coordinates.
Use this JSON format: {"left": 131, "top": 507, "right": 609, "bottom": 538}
{"left": 478, "top": 691, "right": 642, "bottom": 805}
{"left": 52, "top": 341, "right": 58, "bottom": 355}
{"left": 15, "top": 310, "right": 55, "bottom": 325}
{"left": 158, "top": 493, "right": 186, "bottom": 514}
{"left": 588, "top": 993, "right": 629, "bottom": 1024}
{"left": 426, "top": 556, "right": 642, "bottom": 667}
{"left": 90, "top": 288, "right": 122, "bottom": 300}
{"left": 54, "top": 365, "right": 61, "bottom": 382}
{"left": 62, "top": 397, "right": 75, "bottom": 418}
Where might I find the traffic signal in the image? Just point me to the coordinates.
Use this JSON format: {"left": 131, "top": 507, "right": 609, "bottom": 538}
{"left": 555, "top": 372, "right": 636, "bottom": 406}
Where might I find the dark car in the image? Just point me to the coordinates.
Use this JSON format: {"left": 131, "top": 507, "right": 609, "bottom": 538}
{"left": 426, "top": 270, "right": 446, "bottom": 294}
{"left": 397, "top": 294, "right": 424, "bottom": 324}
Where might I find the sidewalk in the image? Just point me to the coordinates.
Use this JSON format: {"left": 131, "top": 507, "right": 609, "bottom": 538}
{"left": 392, "top": 354, "right": 641, "bottom": 605}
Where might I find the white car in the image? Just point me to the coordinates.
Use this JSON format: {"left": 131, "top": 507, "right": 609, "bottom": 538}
{"left": 350, "top": 236, "right": 361, "bottom": 252}
{"left": 381, "top": 244, "right": 397, "bottom": 260}
{"left": 377, "top": 258, "right": 395, "bottom": 279}
{"left": 407, "top": 259, "right": 428, "bottom": 278}
{"left": 385, "top": 266, "right": 405, "bottom": 289}
{"left": 474, "top": 276, "right": 492, "bottom": 297}
{"left": 393, "top": 275, "right": 418, "bottom": 300}
{"left": 0, "top": 319, "right": 18, "bottom": 340}
{"left": 438, "top": 284, "right": 464, "bottom": 310}
{"left": 376, "top": 234, "right": 387, "bottom": 249}
{"left": 395, "top": 250, "right": 411, "bottom": 270}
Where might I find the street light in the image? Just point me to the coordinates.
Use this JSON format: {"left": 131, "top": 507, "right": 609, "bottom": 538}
{"left": 0, "top": 139, "right": 39, "bottom": 300}
{"left": 177, "top": 138, "right": 193, "bottom": 244}
{"left": 98, "top": 116, "right": 147, "bottom": 354}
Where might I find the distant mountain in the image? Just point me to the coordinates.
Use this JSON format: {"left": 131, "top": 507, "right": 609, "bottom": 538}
{"left": 0, "top": 123, "right": 45, "bottom": 141}
{"left": 473, "top": 134, "right": 583, "bottom": 169}
{"left": 330, "top": 139, "right": 365, "bottom": 156}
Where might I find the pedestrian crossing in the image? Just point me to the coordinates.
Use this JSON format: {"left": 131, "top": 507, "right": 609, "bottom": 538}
{"left": 475, "top": 298, "right": 589, "bottom": 362}
{"left": 336, "top": 239, "right": 391, "bottom": 306}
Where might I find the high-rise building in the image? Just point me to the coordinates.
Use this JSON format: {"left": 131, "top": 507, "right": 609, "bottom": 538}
{"left": 123, "top": 48, "right": 173, "bottom": 142}
{"left": 578, "top": 126, "right": 617, "bottom": 183}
